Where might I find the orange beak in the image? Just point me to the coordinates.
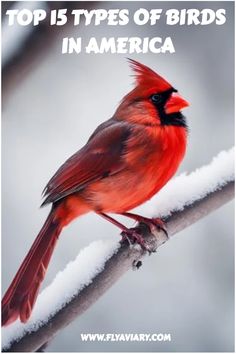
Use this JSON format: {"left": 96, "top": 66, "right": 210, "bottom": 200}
{"left": 164, "top": 93, "right": 189, "bottom": 114}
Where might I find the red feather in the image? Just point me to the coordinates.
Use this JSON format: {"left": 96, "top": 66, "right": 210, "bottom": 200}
{"left": 2, "top": 210, "right": 62, "bottom": 325}
{"left": 42, "top": 122, "right": 130, "bottom": 205}
{"left": 128, "top": 58, "right": 172, "bottom": 91}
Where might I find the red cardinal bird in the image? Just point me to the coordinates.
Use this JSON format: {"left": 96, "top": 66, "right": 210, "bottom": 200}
{"left": 2, "top": 59, "right": 189, "bottom": 326}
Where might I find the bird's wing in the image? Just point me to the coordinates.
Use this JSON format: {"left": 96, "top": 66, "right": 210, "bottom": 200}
{"left": 41, "top": 122, "right": 131, "bottom": 206}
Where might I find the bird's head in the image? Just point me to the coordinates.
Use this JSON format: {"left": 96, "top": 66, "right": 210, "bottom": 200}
{"left": 115, "top": 59, "right": 189, "bottom": 128}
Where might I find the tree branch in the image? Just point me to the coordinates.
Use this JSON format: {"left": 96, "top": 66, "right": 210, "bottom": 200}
{"left": 3, "top": 179, "right": 234, "bottom": 352}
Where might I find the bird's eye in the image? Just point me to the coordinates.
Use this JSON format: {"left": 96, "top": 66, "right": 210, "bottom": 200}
{"left": 151, "top": 94, "right": 162, "bottom": 104}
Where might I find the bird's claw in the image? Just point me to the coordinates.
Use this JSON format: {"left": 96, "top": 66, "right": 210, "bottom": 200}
{"left": 119, "top": 217, "right": 168, "bottom": 254}
{"left": 120, "top": 228, "right": 152, "bottom": 253}
{"left": 148, "top": 218, "right": 169, "bottom": 239}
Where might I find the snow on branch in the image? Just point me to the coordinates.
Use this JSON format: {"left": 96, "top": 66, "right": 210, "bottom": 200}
{"left": 2, "top": 240, "right": 120, "bottom": 351}
{"left": 2, "top": 147, "right": 235, "bottom": 352}
{"left": 135, "top": 147, "right": 234, "bottom": 218}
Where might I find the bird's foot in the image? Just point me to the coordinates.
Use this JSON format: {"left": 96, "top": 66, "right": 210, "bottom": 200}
{"left": 142, "top": 217, "right": 168, "bottom": 239}
{"left": 97, "top": 211, "right": 167, "bottom": 254}
{"left": 120, "top": 227, "right": 152, "bottom": 253}
{"left": 122, "top": 212, "right": 168, "bottom": 239}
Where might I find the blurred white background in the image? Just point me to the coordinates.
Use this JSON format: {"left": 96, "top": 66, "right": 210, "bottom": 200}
{"left": 2, "top": 1, "right": 234, "bottom": 352}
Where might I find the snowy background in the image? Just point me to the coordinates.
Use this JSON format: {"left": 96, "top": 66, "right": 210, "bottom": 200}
{"left": 2, "top": 1, "right": 234, "bottom": 352}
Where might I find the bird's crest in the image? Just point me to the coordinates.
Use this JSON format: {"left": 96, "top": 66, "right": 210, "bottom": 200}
{"left": 128, "top": 58, "right": 172, "bottom": 92}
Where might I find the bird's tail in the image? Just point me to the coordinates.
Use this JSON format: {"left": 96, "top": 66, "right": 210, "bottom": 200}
{"left": 2, "top": 208, "right": 63, "bottom": 326}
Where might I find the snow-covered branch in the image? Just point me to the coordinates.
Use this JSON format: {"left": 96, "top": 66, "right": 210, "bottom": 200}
{"left": 2, "top": 148, "right": 234, "bottom": 352}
